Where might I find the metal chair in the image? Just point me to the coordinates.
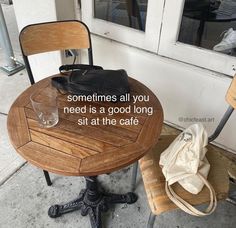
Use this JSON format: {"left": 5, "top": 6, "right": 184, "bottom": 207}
{"left": 19, "top": 20, "right": 139, "bottom": 189}
{"left": 135, "top": 76, "right": 236, "bottom": 227}
{"left": 19, "top": 20, "right": 94, "bottom": 186}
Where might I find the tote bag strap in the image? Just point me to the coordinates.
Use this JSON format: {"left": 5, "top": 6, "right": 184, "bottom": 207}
{"left": 165, "top": 173, "right": 217, "bottom": 216}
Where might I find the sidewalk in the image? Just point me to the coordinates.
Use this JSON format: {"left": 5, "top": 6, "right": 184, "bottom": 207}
{"left": 0, "top": 4, "right": 29, "bottom": 185}
{"left": 0, "top": 3, "right": 235, "bottom": 228}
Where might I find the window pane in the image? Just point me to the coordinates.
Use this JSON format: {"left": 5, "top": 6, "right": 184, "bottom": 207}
{"left": 94, "top": 0, "right": 148, "bottom": 31}
{"left": 178, "top": 0, "right": 236, "bottom": 57}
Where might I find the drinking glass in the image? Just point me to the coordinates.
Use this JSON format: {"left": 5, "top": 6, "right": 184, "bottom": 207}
{"left": 30, "top": 88, "right": 59, "bottom": 128}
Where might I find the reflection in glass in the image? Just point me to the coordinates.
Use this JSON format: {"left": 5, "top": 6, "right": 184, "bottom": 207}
{"left": 94, "top": 0, "right": 148, "bottom": 31}
{"left": 178, "top": 0, "right": 236, "bottom": 56}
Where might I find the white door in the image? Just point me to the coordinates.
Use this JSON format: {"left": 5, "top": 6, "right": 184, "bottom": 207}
{"left": 81, "top": 0, "right": 165, "bottom": 52}
{"left": 159, "top": 0, "right": 236, "bottom": 76}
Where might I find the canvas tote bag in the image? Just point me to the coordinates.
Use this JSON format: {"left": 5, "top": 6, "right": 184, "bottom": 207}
{"left": 159, "top": 123, "right": 217, "bottom": 216}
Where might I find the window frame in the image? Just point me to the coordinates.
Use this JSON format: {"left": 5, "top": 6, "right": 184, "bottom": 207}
{"left": 158, "top": 0, "right": 236, "bottom": 76}
{"left": 81, "top": 0, "right": 165, "bottom": 52}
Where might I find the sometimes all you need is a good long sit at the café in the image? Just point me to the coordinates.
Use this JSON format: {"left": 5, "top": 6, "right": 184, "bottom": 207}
{"left": 63, "top": 93, "right": 154, "bottom": 126}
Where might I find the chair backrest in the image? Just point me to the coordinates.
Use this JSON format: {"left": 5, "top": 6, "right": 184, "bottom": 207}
{"left": 19, "top": 20, "right": 93, "bottom": 84}
{"left": 226, "top": 76, "right": 236, "bottom": 109}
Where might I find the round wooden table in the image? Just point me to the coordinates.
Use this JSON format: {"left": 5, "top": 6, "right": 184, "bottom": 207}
{"left": 7, "top": 75, "right": 163, "bottom": 228}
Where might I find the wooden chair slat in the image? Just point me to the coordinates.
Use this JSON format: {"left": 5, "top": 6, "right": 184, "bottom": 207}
{"left": 20, "top": 21, "right": 90, "bottom": 56}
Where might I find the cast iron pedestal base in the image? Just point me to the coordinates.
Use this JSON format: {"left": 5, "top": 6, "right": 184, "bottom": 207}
{"left": 48, "top": 176, "right": 138, "bottom": 228}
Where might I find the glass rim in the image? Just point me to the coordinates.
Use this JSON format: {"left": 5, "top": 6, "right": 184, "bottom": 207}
{"left": 30, "top": 88, "right": 58, "bottom": 105}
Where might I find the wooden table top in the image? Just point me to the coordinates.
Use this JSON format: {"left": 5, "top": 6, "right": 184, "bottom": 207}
{"left": 7, "top": 76, "right": 163, "bottom": 176}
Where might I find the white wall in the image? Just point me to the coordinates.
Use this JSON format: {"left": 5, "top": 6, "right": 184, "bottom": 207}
{"left": 82, "top": 35, "right": 236, "bottom": 153}
{"left": 55, "top": 0, "right": 76, "bottom": 21}
{"left": 13, "top": 0, "right": 75, "bottom": 82}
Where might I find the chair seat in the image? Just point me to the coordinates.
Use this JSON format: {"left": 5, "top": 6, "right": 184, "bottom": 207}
{"left": 139, "top": 135, "right": 236, "bottom": 215}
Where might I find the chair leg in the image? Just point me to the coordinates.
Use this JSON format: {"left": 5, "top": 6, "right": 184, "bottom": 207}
{"left": 226, "top": 177, "right": 236, "bottom": 205}
{"left": 131, "top": 161, "right": 138, "bottom": 192}
{"left": 147, "top": 212, "right": 156, "bottom": 228}
{"left": 43, "top": 170, "right": 52, "bottom": 186}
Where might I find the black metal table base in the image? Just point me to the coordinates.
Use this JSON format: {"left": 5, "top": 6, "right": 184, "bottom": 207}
{"left": 48, "top": 176, "right": 138, "bottom": 228}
